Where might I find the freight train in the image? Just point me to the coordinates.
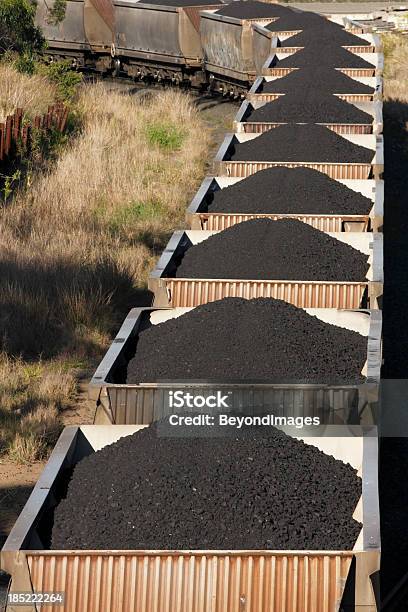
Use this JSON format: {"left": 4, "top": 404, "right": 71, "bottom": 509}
{"left": 35, "top": 0, "right": 375, "bottom": 94}
{"left": 2, "top": 1, "right": 387, "bottom": 611}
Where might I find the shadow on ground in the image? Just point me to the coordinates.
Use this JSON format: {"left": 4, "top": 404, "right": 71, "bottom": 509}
{"left": 0, "top": 256, "right": 153, "bottom": 359}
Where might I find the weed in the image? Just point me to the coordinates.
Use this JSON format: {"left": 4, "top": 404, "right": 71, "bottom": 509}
{"left": 145, "top": 121, "right": 186, "bottom": 151}
{"left": 108, "top": 199, "right": 164, "bottom": 232}
{"left": 37, "top": 60, "right": 82, "bottom": 103}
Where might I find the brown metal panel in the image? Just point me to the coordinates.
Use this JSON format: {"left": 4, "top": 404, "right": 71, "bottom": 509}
{"left": 163, "top": 279, "right": 367, "bottom": 309}
{"left": 247, "top": 92, "right": 281, "bottom": 103}
{"left": 340, "top": 68, "right": 376, "bottom": 78}
{"left": 276, "top": 45, "right": 376, "bottom": 55}
{"left": 249, "top": 92, "right": 375, "bottom": 104}
{"left": 276, "top": 46, "right": 303, "bottom": 54}
{"left": 346, "top": 45, "right": 376, "bottom": 53}
{"left": 265, "top": 67, "right": 294, "bottom": 77}
{"left": 90, "top": 0, "right": 114, "bottom": 31}
{"left": 271, "top": 29, "right": 302, "bottom": 38}
{"left": 84, "top": 0, "right": 114, "bottom": 50}
{"left": 196, "top": 213, "right": 369, "bottom": 233}
{"left": 337, "top": 94, "right": 375, "bottom": 102}
{"left": 265, "top": 67, "right": 377, "bottom": 79}
{"left": 26, "top": 551, "right": 354, "bottom": 612}
{"left": 95, "top": 385, "right": 371, "bottom": 426}
{"left": 239, "top": 122, "right": 373, "bottom": 135}
{"left": 183, "top": 5, "right": 221, "bottom": 33}
{"left": 218, "top": 161, "right": 372, "bottom": 180}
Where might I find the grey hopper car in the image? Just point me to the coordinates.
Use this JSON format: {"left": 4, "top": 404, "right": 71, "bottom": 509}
{"left": 112, "top": 1, "right": 222, "bottom": 83}
{"left": 36, "top": 0, "right": 224, "bottom": 83}
{"left": 200, "top": 11, "right": 278, "bottom": 89}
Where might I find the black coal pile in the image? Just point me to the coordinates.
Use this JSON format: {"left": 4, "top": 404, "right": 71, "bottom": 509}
{"left": 274, "top": 46, "right": 375, "bottom": 69}
{"left": 125, "top": 297, "right": 367, "bottom": 383}
{"left": 229, "top": 124, "right": 374, "bottom": 163}
{"left": 261, "top": 69, "right": 374, "bottom": 95}
{"left": 265, "top": 9, "right": 354, "bottom": 33}
{"left": 247, "top": 92, "right": 372, "bottom": 124}
{"left": 284, "top": 27, "right": 370, "bottom": 47}
{"left": 175, "top": 218, "right": 368, "bottom": 281}
{"left": 207, "top": 167, "right": 372, "bottom": 215}
{"left": 266, "top": 10, "right": 329, "bottom": 32}
{"left": 51, "top": 420, "right": 362, "bottom": 550}
{"left": 215, "top": 0, "right": 291, "bottom": 18}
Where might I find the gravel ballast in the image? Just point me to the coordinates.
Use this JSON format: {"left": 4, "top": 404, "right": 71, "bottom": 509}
{"left": 229, "top": 124, "right": 374, "bottom": 163}
{"left": 125, "top": 297, "right": 367, "bottom": 384}
{"left": 175, "top": 218, "right": 369, "bottom": 281}
{"left": 274, "top": 46, "right": 375, "bottom": 69}
{"left": 51, "top": 421, "right": 362, "bottom": 551}
{"left": 207, "top": 167, "right": 373, "bottom": 215}
{"left": 261, "top": 69, "right": 374, "bottom": 95}
{"left": 215, "top": 0, "right": 291, "bottom": 18}
{"left": 246, "top": 92, "right": 372, "bottom": 124}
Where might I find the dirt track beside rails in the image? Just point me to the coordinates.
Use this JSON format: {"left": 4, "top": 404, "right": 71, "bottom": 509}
{"left": 126, "top": 297, "right": 367, "bottom": 384}
{"left": 51, "top": 420, "right": 362, "bottom": 551}
{"left": 175, "top": 218, "right": 369, "bottom": 280}
{"left": 208, "top": 167, "right": 373, "bottom": 215}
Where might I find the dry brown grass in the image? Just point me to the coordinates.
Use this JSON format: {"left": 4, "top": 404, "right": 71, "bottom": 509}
{"left": 0, "top": 63, "right": 57, "bottom": 123}
{"left": 0, "top": 355, "right": 76, "bottom": 462}
{"left": 0, "top": 82, "right": 210, "bottom": 462}
{"left": 382, "top": 33, "right": 408, "bottom": 100}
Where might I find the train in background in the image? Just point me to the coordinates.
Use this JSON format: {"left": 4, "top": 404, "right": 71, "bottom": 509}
{"left": 36, "top": 0, "right": 283, "bottom": 95}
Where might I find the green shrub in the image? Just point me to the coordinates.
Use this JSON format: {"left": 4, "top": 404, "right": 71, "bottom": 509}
{"left": 0, "top": 0, "right": 44, "bottom": 55}
{"left": 38, "top": 60, "right": 82, "bottom": 102}
{"left": 14, "top": 51, "right": 36, "bottom": 74}
{"left": 145, "top": 122, "right": 186, "bottom": 151}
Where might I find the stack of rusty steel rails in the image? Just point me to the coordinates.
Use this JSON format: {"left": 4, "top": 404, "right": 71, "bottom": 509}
{"left": 1, "top": 3, "right": 384, "bottom": 611}
{"left": 0, "top": 104, "right": 68, "bottom": 163}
